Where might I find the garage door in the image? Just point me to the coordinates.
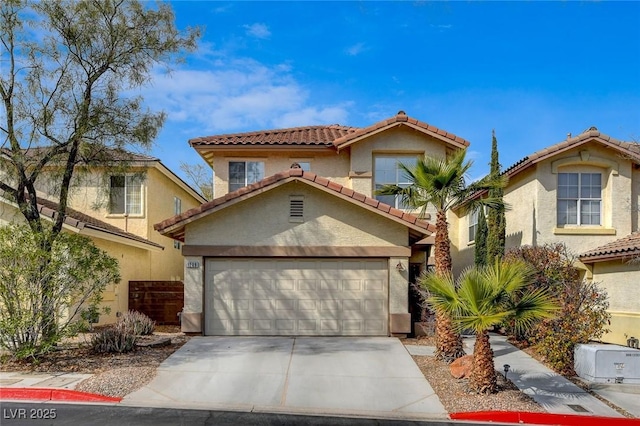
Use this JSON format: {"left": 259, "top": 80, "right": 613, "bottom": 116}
{"left": 205, "top": 258, "right": 388, "bottom": 336}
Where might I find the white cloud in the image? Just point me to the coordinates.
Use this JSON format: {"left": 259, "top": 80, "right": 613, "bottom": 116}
{"left": 140, "top": 58, "right": 350, "bottom": 134}
{"left": 243, "top": 23, "right": 271, "bottom": 39}
{"left": 345, "top": 42, "right": 367, "bottom": 56}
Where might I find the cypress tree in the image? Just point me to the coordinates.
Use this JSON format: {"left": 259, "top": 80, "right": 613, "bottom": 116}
{"left": 486, "top": 130, "right": 506, "bottom": 262}
{"left": 474, "top": 207, "right": 488, "bottom": 266}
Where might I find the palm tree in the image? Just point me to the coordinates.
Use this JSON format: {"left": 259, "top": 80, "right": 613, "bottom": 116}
{"left": 377, "top": 149, "right": 506, "bottom": 362}
{"left": 423, "top": 259, "right": 558, "bottom": 394}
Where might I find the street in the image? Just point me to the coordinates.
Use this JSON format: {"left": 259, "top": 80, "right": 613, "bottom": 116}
{"left": 0, "top": 402, "right": 468, "bottom": 426}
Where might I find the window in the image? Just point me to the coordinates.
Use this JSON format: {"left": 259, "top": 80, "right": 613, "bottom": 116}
{"left": 469, "top": 208, "right": 479, "bottom": 242}
{"left": 109, "top": 175, "right": 142, "bottom": 215}
{"left": 173, "top": 197, "right": 182, "bottom": 249}
{"left": 229, "top": 161, "right": 264, "bottom": 192}
{"left": 374, "top": 155, "right": 418, "bottom": 209}
{"left": 557, "top": 172, "right": 601, "bottom": 226}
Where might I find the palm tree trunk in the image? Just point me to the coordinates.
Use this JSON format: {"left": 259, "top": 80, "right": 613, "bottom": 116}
{"left": 433, "top": 209, "right": 464, "bottom": 362}
{"left": 434, "top": 209, "right": 452, "bottom": 275}
{"left": 434, "top": 310, "right": 466, "bottom": 362}
{"left": 469, "top": 330, "right": 497, "bottom": 394}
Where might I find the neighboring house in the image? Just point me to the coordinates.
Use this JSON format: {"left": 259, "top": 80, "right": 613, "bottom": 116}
{"left": 0, "top": 150, "right": 206, "bottom": 324}
{"left": 579, "top": 233, "right": 640, "bottom": 345}
{"left": 154, "top": 111, "right": 470, "bottom": 336}
{"left": 451, "top": 127, "right": 640, "bottom": 345}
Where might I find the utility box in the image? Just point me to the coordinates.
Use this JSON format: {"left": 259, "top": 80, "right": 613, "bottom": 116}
{"left": 575, "top": 344, "right": 640, "bottom": 384}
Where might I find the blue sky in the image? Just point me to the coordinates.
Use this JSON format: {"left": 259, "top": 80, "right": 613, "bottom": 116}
{"left": 144, "top": 1, "right": 640, "bottom": 182}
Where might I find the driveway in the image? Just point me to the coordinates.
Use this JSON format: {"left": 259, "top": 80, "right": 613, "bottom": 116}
{"left": 122, "top": 337, "right": 446, "bottom": 419}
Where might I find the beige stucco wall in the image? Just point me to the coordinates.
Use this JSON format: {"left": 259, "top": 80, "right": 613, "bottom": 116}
{"left": 186, "top": 182, "right": 409, "bottom": 247}
{"left": 590, "top": 260, "right": 640, "bottom": 345}
{"left": 348, "top": 126, "right": 446, "bottom": 219}
{"left": 211, "top": 150, "right": 351, "bottom": 198}
{"left": 180, "top": 181, "right": 416, "bottom": 334}
{"left": 452, "top": 143, "right": 639, "bottom": 274}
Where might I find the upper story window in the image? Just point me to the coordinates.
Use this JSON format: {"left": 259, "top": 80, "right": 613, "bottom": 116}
{"left": 374, "top": 155, "right": 418, "bottom": 209}
{"left": 557, "top": 172, "right": 601, "bottom": 226}
{"left": 109, "top": 175, "right": 142, "bottom": 215}
{"left": 468, "top": 208, "right": 479, "bottom": 242}
{"left": 229, "top": 161, "right": 264, "bottom": 192}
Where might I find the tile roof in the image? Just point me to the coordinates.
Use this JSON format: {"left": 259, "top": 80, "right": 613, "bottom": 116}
{"left": 154, "top": 168, "right": 435, "bottom": 241}
{"left": 35, "top": 197, "right": 163, "bottom": 249}
{"left": 189, "top": 125, "right": 358, "bottom": 147}
{"left": 187, "top": 111, "right": 470, "bottom": 151}
{"left": 579, "top": 231, "right": 640, "bottom": 263}
{"left": 503, "top": 127, "right": 640, "bottom": 178}
{"left": 332, "top": 111, "right": 470, "bottom": 151}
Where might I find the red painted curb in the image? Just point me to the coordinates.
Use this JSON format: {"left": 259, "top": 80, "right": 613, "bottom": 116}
{"left": 0, "top": 387, "right": 121, "bottom": 403}
{"left": 450, "top": 411, "right": 640, "bottom": 425}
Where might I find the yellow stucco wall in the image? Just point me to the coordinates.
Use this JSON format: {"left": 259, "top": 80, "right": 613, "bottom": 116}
{"left": 590, "top": 260, "right": 640, "bottom": 345}
{"left": 3, "top": 162, "right": 204, "bottom": 325}
{"left": 0, "top": 201, "right": 147, "bottom": 325}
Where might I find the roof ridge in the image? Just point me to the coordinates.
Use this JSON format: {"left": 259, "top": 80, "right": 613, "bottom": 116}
{"left": 332, "top": 110, "right": 470, "bottom": 150}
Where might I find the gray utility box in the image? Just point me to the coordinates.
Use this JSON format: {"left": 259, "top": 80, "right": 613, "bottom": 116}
{"left": 575, "top": 344, "right": 640, "bottom": 384}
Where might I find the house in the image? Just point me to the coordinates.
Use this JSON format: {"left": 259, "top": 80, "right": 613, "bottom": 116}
{"left": 154, "top": 111, "right": 471, "bottom": 336}
{"left": 154, "top": 112, "right": 639, "bottom": 343}
{"left": 450, "top": 127, "right": 640, "bottom": 345}
{"left": 0, "top": 149, "right": 206, "bottom": 324}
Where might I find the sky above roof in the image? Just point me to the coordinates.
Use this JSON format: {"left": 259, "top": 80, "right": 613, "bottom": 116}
{"left": 143, "top": 1, "right": 640, "bottom": 182}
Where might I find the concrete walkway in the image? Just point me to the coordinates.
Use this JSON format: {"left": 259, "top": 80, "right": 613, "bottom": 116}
{"left": 122, "top": 337, "right": 447, "bottom": 420}
{"left": 407, "top": 334, "right": 628, "bottom": 418}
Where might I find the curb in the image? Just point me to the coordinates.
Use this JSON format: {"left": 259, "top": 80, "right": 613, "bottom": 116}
{"left": 450, "top": 411, "right": 640, "bottom": 425}
{"left": 0, "top": 387, "right": 122, "bottom": 403}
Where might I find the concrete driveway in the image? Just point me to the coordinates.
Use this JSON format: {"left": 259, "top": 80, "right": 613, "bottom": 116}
{"left": 122, "top": 337, "right": 446, "bottom": 419}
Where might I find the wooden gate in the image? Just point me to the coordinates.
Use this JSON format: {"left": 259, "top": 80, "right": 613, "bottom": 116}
{"left": 128, "top": 281, "right": 183, "bottom": 325}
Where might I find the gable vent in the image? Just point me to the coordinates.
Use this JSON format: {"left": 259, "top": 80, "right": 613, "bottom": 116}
{"left": 289, "top": 196, "right": 304, "bottom": 222}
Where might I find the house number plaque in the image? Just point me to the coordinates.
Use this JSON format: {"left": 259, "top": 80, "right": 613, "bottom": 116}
{"left": 186, "top": 261, "right": 200, "bottom": 269}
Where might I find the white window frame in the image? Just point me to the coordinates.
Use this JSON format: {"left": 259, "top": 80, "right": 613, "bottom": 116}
{"left": 108, "top": 175, "right": 143, "bottom": 215}
{"left": 468, "top": 208, "right": 479, "bottom": 242}
{"left": 228, "top": 161, "right": 265, "bottom": 192}
{"left": 557, "top": 172, "right": 602, "bottom": 226}
{"left": 374, "top": 155, "right": 418, "bottom": 209}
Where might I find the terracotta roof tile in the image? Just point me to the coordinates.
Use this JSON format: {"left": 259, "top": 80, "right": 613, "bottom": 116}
{"left": 502, "top": 128, "right": 640, "bottom": 179}
{"left": 35, "top": 198, "right": 163, "bottom": 249}
{"left": 332, "top": 111, "right": 470, "bottom": 150}
{"left": 579, "top": 231, "right": 640, "bottom": 263}
{"left": 189, "top": 124, "right": 358, "bottom": 147}
{"left": 155, "top": 169, "right": 436, "bottom": 238}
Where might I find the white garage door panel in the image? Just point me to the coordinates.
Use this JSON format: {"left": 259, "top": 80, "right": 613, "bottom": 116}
{"left": 205, "top": 258, "right": 388, "bottom": 336}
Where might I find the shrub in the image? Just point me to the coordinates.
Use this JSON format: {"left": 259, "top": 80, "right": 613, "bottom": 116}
{"left": 505, "top": 244, "right": 610, "bottom": 374}
{"left": 119, "top": 310, "right": 155, "bottom": 336}
{"left": 90, "top": 323, "right": 137, "bottom": 354}
{"left": 0, "top": 223, "right": 120, "bottom": 360}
